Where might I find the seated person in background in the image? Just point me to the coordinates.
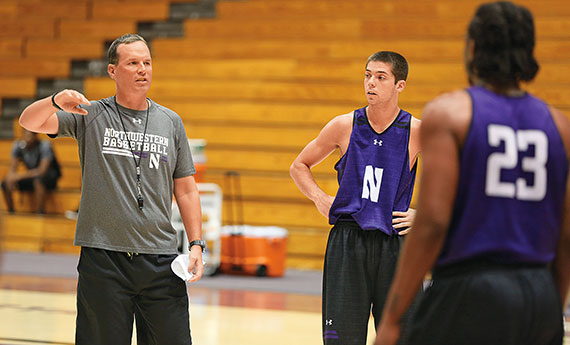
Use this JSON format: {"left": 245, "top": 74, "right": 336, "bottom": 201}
{"left": 2, "top": 129, "right": 61, "bottom": 214}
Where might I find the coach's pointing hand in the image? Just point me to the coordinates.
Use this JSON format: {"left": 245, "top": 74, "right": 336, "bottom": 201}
{"left": 19, "top": 88, "right": 91, "bottom": 134}
{"left": 53, "top": 89, "right": 91, "bottom": 115}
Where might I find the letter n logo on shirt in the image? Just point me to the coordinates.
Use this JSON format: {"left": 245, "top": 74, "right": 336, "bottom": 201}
{"left": 149, "top": 153, "right": 160, "bottom": 169}
{"left": 362, "top": 165, "right": 384, "bottom": 203}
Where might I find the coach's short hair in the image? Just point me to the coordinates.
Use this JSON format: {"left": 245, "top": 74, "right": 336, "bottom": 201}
{"left": 107, "top": 33, "right": 149, "bottom": 65}
{"left": 467, "top": 1, "right": 539, "bottom": 87}
{"left": 366, "top": 51, "right": 408, "bottom": 83}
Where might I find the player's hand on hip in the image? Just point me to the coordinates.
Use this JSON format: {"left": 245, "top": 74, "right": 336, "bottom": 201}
{"left": 53, "top": 89, "right": 91, "bottom": 115}
{"left": 315, "top": 194, "right": 335, "bottom": 218}
{"left": 187, "top": 246, "right": 204, "bottom": 283}
{"left": 393, "top": 208, "right": 416, "bottom": 235}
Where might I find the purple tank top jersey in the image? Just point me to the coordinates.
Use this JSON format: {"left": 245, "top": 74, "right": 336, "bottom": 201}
{"left": 329, "top": 107, "right": 417, "bottom": 235}
{"left": 436, "top": 86, "right": 569, "bottom": 267}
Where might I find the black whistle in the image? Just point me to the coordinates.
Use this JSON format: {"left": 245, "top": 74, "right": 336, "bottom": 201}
{"left": 137, "top": 195, "right": 144, "bottom": 210}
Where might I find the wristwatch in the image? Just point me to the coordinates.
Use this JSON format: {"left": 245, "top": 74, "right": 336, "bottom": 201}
{"left": 188, "top": 240, "right": 207, "bottom": 253}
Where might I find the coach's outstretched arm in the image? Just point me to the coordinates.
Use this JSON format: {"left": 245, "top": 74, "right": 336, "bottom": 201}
{"left": 19, "top": 89, "right": 90, "bottom": 134}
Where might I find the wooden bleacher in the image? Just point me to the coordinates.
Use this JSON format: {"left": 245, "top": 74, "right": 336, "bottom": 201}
{"left": 152, "top": 38, "right": 465, "bottom": 61}
{"left": 0, "top": 59, "right": 70, "bottom": 78}
{"left": 2, "top": 214, "right": 78, "bottom": 254}
{"left": 0, "top": 18, "right": 56, "bottom": 38}
{"left": 215, "top": 1, "right": 570, "bottom": 19}
{"left": 0, "top": 38, "right": 23, "bottom": 58}
{"left": 59, "top": 20, "right": 137, "bottom": 40}
{"left": 1, "top": 0, "right": 569, "bottom": 269}
{"left": 180, "top": 17, "right": 570, "bottom": 40}
{"left": 151, "top": 58, "right": 570, "bottom": 86}
{"left": 0, "top": 77, "right": 36, "bottom": 98}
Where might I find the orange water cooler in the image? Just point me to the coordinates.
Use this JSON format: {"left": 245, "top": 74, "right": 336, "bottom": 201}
{"left": 220, "top": 225, "right": 288, "bottom": 277}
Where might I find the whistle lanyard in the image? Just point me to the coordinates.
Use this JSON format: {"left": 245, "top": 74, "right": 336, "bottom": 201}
{"left": 113, "top": 96, "right": 150, "bottom": 210}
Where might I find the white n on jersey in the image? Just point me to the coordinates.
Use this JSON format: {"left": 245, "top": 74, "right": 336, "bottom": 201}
{"left": 362, "top": 165, "right": 384, "bottom": 203}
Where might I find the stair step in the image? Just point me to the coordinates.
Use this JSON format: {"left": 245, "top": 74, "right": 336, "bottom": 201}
{"left": 138, "top": 20, "right": 185, "bottom": 39}
{"left": 0, "top": 118, "right": 14, "bottom": 139}
{"left": 1, "top": 98, "right": 34, "bottom": 120}
{"left": 36, "top": 79, "right": 84, "bottom": 99}
{"left": 70, "top": 60, "right": 108, "bottom": 79}
{"left": 170, "top": 1, "right": 216, "bottom": 21}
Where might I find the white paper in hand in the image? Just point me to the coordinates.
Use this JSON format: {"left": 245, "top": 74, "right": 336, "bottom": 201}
{"left": 171, "top": 254, "right": 194, "bottom": 281}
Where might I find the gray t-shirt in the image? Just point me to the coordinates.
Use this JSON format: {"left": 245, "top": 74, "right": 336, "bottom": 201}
{"left": 54, "top": 96, "right": 195, "bottom": 254}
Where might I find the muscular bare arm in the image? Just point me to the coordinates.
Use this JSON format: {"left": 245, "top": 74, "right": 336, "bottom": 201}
{"left": 19, "top": 90, "right": 90, "bottom": 134}
{"left": 375, "top": 91, "right": 471, "bottom": 345}
{"left": 174, "top": 175, "right": 204, "bottom": 282}
{"left": 408, "top": 116, "right": 422, "bottom": 168}
{"left": 549, "top": 106, "right": 570, "bottom": 306}
{"left": 290, "top": 113, "right": 352, "bottom": 218}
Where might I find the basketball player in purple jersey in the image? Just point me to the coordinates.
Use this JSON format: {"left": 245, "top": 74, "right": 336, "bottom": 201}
{"left": 375, "top": 2, "right": 570, "bottom": 345}
{"left": 290, "top": 51, "right": 421, "bottom": 345}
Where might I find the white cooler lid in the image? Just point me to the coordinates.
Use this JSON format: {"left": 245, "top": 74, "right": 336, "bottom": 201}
{"left": 221, "top": 225, "right": 288, "bottom": 238}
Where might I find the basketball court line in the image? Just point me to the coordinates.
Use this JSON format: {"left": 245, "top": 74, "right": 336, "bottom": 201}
{"left": 0, "top": 338, "right": 73, "bottom": 345}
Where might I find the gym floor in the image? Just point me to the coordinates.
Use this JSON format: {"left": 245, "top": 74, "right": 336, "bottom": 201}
{"left": 0, "top": 251, "right": 368, "bottom": 345}
{"left": 0, "top": 252, "right": 567, "bottom": 345}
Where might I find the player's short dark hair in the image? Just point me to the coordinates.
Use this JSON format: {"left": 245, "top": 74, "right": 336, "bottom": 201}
{"left": 467, "top": 1, "right": 539, "bottom": 87}
{"left": 366, "top": 51, "right": 408, "bottom": 83}
{"left": 107, "top": 33, "right": 149, "bottom": 65}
